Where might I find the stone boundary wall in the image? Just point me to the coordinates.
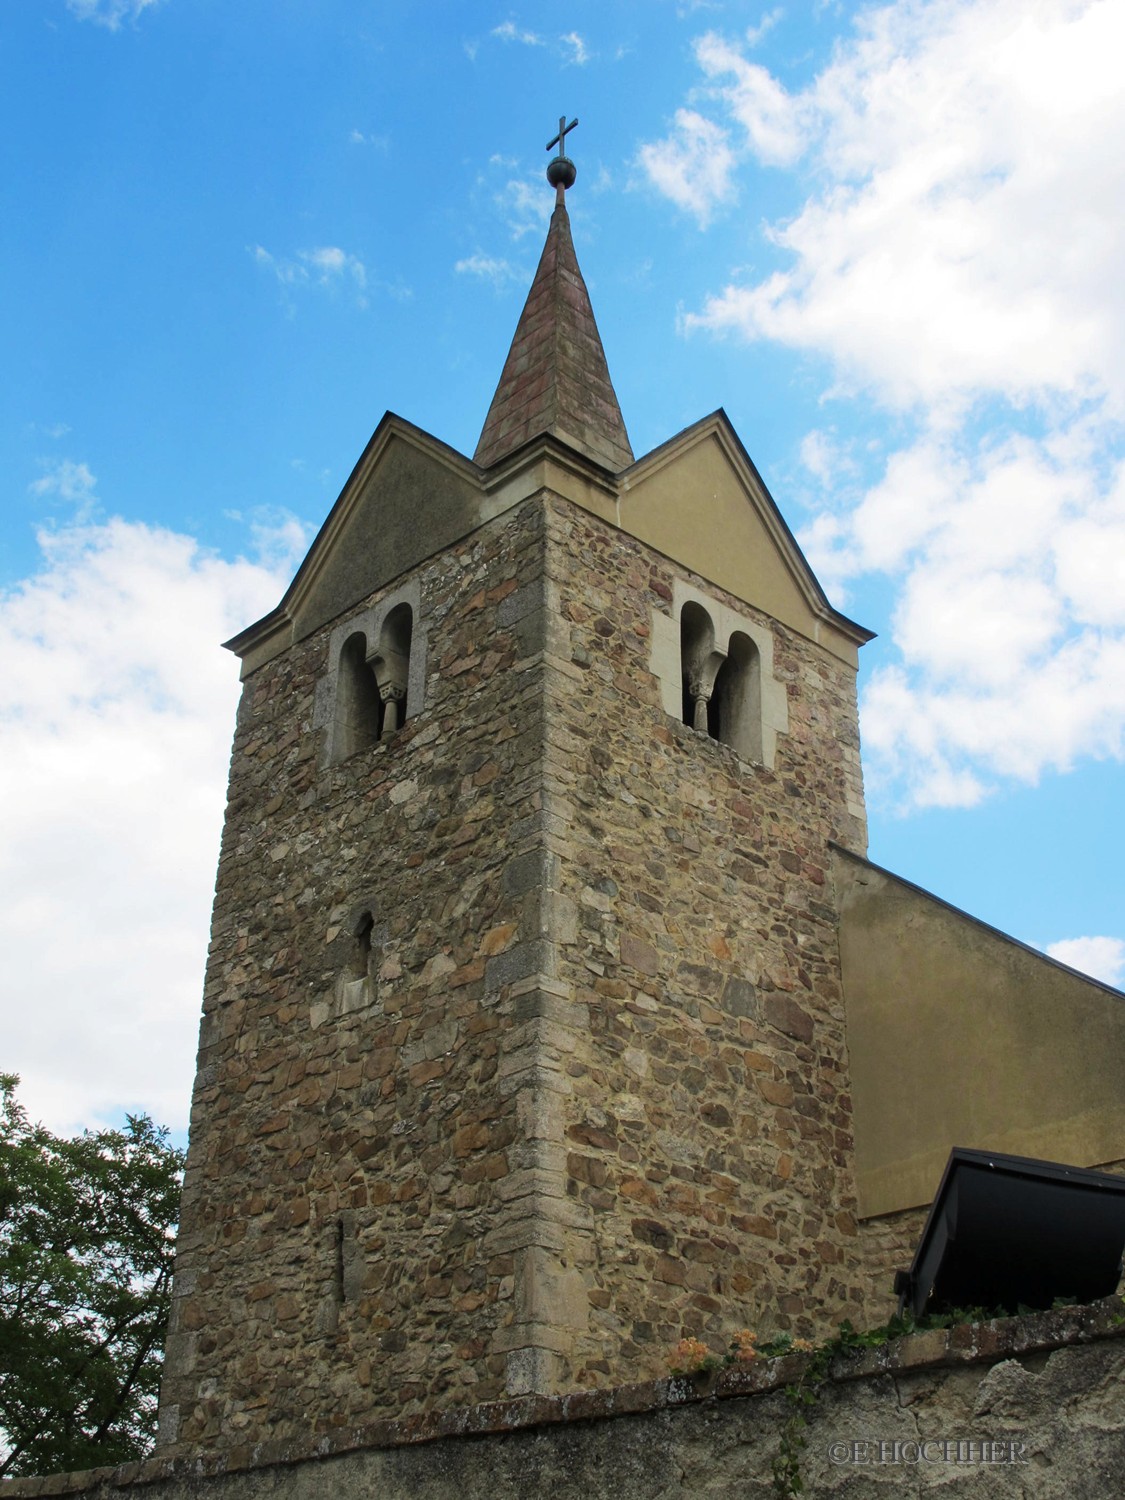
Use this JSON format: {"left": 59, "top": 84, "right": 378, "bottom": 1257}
{"left": 8, "top": 1301, "right": 1124, "bottom": 1498}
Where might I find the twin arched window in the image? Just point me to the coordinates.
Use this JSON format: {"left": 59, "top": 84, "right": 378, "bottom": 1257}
{"left": 680, "top": 602, "right": 763, "bottom": 762}
{"left": 333, "top": 603, "right": 414, "bottom": 760}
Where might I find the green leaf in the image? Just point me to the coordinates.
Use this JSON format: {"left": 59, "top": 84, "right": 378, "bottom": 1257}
{"left": 0, "top": 1076, "right": 184, "bottom": 1477}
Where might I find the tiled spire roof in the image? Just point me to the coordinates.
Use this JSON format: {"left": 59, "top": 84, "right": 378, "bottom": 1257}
{"left": 474, "top": 196, "right": 634, "bottom": 473}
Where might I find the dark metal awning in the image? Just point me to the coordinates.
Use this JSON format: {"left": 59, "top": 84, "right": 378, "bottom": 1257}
{"left": 895, "top": 1147, "right": 1125, "bottom": 1320}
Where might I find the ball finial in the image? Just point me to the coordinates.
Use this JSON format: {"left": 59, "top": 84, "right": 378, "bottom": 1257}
{"left": 547, "top": 154, "right": 577, "bottom": 191}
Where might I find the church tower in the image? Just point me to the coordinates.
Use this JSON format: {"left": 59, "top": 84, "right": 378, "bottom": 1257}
{"left": 156, "top": 124, "right": 879, "bottom": 1454}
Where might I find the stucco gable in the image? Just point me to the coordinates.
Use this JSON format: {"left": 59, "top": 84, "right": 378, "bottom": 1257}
{"left": 618, "top": 411, "right": 871, "bottom": 666}
{"left": 225, "top": 414, "right": 488, "bottom": 674}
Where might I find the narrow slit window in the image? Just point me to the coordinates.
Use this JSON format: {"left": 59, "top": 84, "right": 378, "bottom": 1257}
{"left": 337, "top": 907, "right": 378, "bottom": 1017}
{"left": 333, "top": 1218, "right": 346, "bottom": 1305}
{"left": 352, "top": 911, "right": 374, "bottom": 981}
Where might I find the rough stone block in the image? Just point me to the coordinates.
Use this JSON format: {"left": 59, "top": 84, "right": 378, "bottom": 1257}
{"left": 485, "top": 940, "right": 554, "bottom": 993}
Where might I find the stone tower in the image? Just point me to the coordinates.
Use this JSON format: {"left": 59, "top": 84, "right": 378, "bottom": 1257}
{"left": 158, "top": 143, "right": 1019, "bottom": 1455}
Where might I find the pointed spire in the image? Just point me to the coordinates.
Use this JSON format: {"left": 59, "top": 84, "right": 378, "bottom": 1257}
{"left": 474, "top": 122, "right": 634, "bottom": 473}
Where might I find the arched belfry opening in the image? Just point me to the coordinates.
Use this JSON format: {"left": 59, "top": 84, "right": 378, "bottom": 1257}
{"left": 371, "top": 602, "right": 413, "bottom": 738}
{"left": 335, "top": 631, "right": 382, "bottom": 759}
{"left": 711, "top": 630, "right": 763, "bottom": 761}
{"left": 680, "top": 601, "right": 726, "bottom": 736}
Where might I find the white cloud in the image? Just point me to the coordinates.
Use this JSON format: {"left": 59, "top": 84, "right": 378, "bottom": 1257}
{"left": 861, "top": 633, "right": 1125, "bottom": 808}
{"left": 636, "top": 109, "right": 737, "bottom": 226}
{"left": 680, "top": 1, "right": 1125, "bottom": 416}
{"left": 30, "top": 458, "right": 98, "bottom": 513}
{"left": 489, "top": 22, "right": 588, "bottom": 62}
{"left": 694, "top": 30, "right": 808, "bottom": 166}
{"left": 302, "top": 246, "right": 367, "bottom": 288}
{"left": 251, "top": 243, "right": 298, "bottom": 286}
{"left": 1045, "top": 936, "right": 1125, "bottom": 989}
{"left": 248, "top": 509, "right": 313, "bottom": 571}
{"left": 799, "top": 428, "right": 855, "bottom": 488}
{"left": 845, "top": 428, "right": 1125, "bottom": 804}
{"left": 454, "top": 253, "right": 524, "bottom": 289}
{"left": 562, "top": 31, "right": 590, "bottom": 65}
{"left": 636, "top": 28, "right": 805, "bottom": 219}
{"left": 0, "top": 513, "right": 303, "bottom": 1136}
{"left": 744, "top": 9, "right": 783, "bottom": 47}
{"left": 647, "top": 0, "right": 1125, "bottom": 809}
{"left": 492, "top": 21, "right": 544, "bottom": 46}
{"left": 251, "top": 243, "right": 368, "bottom": 305}
{"left": 494, "top": 177, "right": 553, "bottom": 240}
{"left": 67, "top": 0, "right": 159, "bottom": 29}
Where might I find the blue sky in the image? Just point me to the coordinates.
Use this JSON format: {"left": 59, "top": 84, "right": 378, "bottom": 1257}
{"left": 3, "top": 0, "right": 1123, "bottom": 1137}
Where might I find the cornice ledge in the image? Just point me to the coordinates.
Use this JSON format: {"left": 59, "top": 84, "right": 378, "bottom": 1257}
{"left": 478, "top": 431, "right": 622, "bottom": 500}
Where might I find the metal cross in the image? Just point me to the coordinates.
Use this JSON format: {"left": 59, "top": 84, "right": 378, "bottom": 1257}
{"left": 547, "top": 115, "right": 578, "bottom": 155}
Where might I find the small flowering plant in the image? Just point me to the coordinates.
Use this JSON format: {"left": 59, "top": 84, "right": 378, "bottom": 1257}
{"left": 730, "top": 1328, "right": 759, "bottom": 1363}
{"left": 667, "top": 1336, "right": 722, "bottom": 1375}
{"left": 668, "top": 1327, "right": 819, "bottom": 1377}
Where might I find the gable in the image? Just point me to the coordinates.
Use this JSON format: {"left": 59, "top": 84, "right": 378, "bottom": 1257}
{"left": 291, "top": 424, "right": 487, "bottom": 645}
{"left": 617, "top": 413, "right": 870, "bottom": 666}
{"left": 227, "top": 416, "right": 489, "bottom": 674}
{"left": 227, "top": 408, "right": 869, "bottom": 677}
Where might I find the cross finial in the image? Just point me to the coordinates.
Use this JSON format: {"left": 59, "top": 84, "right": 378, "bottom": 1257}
{"left": 547, "top": 115, "right": 578, "bottom": 155}
{"left": 546, "top": 115, "right": 578, "bottom": 200}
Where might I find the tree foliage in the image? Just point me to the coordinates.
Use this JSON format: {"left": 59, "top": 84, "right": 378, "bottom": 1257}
{"left": 0, "top": 1073, "right": 184, "bottom": 1477}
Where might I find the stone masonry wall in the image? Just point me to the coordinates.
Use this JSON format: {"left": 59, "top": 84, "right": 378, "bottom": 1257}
{"left": 161, "top": 498, "right": 568, "bottom": 1451}
{"left": 856, "top": 1204, "right": 930, "bottom": 1321}
{"left": 521, "top": 496, "right": 870, "bottom": 1389}
{"left": 161, "top": 484, "right": 882, "bottom": 1455}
